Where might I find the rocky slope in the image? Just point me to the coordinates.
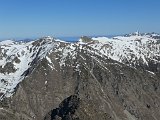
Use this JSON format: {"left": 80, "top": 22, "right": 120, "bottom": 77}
{"left": 0, "top": 33, "right": 160, "bottom": 120}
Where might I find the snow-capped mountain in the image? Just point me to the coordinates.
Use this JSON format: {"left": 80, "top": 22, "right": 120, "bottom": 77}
{"left": 0, "top": 32, "right": 160, "bottom": 100}
{"left": 0, "top": 32, "right": 160, "bottom": 120}
{"left": 0, "top": 36, "right": 62, "bottom": 99}
{"left": 80, "top": 32, "right": 160, "bottom": 73}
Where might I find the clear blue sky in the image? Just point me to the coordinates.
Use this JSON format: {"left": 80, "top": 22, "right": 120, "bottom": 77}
{"left": 0, "top": 0, "right": 160, "bottom": 39}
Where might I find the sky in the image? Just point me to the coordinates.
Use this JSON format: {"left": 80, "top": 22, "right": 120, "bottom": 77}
{"left": 0, "top": 0, "right": 160, "bottom": 39}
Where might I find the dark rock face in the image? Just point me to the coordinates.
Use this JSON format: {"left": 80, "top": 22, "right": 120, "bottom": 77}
{"left": 80, "top": 36, "right": 93, "bottom": 43}
{"left": 0, "top": 62, "right": 16, "bottom": 74}
{"left": 44, "top": 95, "right": 80, "bottom": 120}
{"left": 0, "top": 37, "right": 160, "bottom": 120}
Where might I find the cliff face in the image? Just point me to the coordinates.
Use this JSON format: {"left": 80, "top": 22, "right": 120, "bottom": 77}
{"left": 0, "top": 34, "right": 160, "bottom": 120}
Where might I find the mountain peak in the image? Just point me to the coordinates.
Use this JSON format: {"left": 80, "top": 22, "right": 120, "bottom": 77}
{"left": 134, "top": 31, "right": 140, "bottom": 36}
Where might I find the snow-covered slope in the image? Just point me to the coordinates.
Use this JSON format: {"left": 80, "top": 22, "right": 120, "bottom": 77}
{"left": 79, "top": 32, "right": 160, "bottom": 72}
{"left": 0, "top": 36, "right": 61, "bottom": 99}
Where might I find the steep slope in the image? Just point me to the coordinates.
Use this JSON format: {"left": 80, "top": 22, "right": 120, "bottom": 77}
{"left": 0, "top": 37, "right": 63, "bottom": 99}
{"left": 0, "top": 33, "right": 160, "bottom": 120}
